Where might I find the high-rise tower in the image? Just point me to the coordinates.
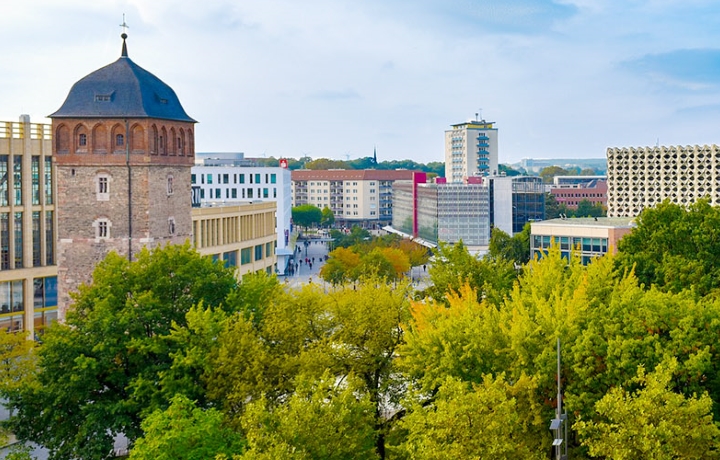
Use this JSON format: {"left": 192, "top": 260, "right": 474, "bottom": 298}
{"left": 50, "top": 32, "right": 196, "bottom": 316}
{"left": 444, "top": 118, "right": 498, "bottom": 183}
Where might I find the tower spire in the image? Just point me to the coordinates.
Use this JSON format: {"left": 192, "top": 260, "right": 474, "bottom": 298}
{"left": 120, "top": 14, "right": 129, "bottom": 57}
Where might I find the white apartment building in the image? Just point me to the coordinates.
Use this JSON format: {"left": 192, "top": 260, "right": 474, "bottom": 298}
{"left": 191, "top": 160, "right": 293, "bottom": 273}
{"left": 445, "top": 119, "right": 499, "bottom": 183}
{"left": 291, "top": 169, "right": 419, "bottom": 228}
{"left": 607, "top": 144, "right": 720, "bottom": 217}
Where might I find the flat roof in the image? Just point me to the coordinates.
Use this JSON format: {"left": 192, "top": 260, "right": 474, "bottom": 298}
{"left": 532, "top": 217, "right": 636, "bottom": 228}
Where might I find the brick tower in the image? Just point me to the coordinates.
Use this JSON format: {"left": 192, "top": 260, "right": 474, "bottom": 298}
{"left": 50, "top": 32, "right": 196, "bottom": 317}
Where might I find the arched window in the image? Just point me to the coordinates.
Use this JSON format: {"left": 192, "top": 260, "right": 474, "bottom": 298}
{"left": 160, "top": 127, "right": 168, "bottom": 155}
{"left": 151, "top": 125, "right": 158, "bottom": 155}
{"left": 111, "top": 124, "right": 125, "bottom": 154}
{"left": 178, "top": 128, "right": 185, "bottom": 156}
{"left": 92, "top": 124, "right": 107, "bottom": 154}
{"left": 74, "top": 124, "right": 88, "bottom": 153}
{"left": 187, "top": 129, "right": 194, "bottom": 157}
{"left": 169, "top": 128, "right": 177, "bottom": 156}
{"left": 55, "top": 125, "right": 70, "bottom": 154}
{"left": 131, "top": 124, "right": 145, "bottom": 153}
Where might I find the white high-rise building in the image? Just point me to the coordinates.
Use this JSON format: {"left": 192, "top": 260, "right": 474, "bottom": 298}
{"left": 444, "top": 119, "right": 499, "bottom": 183}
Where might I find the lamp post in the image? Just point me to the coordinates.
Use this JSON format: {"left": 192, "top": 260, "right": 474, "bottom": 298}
{"left": 549, "top": 337, "right": 568, "bottom": 460}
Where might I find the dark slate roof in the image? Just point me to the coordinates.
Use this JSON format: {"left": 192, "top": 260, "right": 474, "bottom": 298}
{"left": 50, "top": 37, "right": 196, "bottom": 122}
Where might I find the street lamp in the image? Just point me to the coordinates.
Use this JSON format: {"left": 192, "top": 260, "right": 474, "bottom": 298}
{"left": 550, "top": 337, "right": 568, "bottom": 460}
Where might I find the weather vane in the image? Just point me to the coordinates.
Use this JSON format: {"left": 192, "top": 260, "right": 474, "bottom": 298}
{"left": 120, "top": 14, "right": 129, "bottom": 35}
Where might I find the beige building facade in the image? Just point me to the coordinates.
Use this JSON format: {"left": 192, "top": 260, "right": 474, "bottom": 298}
{"left": 0, "top": 116, "right": 57, "bottom": 335}
{"left": 291, "top": 169, "right": 418, "bottom": 227}
{"left": 192, "top": 202, "right": 277, "bottom": 277}
{"left": 607, "top": 144, "right": 720, "bottom": 217}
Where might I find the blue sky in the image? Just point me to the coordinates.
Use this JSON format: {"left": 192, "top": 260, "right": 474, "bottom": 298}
{"left": 2, "top": 0, "right": 720, "bottom": 164}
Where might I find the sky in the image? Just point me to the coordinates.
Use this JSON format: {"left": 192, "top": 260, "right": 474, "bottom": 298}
{"left": 2, "top": 0, "right": 720, "bottom": 165}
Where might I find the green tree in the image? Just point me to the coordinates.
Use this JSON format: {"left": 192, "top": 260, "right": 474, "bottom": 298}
{"left": 498, "top": 163, "right": 523, "bottom": 176}
{"left": 575, "top": 199, "right": 605, "bottom": 217}
{"left": 130, "top": 394, "right": 245, "bottom": 460}
{"left": 320, "top": 246, "right": 361, "bottom": 285}
{"left": 237, "top": 374, "right": 378, "bottom": 460}
{"left": 539, "top": 165, "right": 570, "bottom": 183}
{"left": 575, "top": 358, "right": 720, "bottom": 459}
{"left": 545, "top": 192, "right": 562, "bottom": 219}
{"left": 320, "top": 206, "right": 335, "bottom": 228}
{"left": 331, "top": 225, "right": 371, "bottom": 248}
{"left": 398, "top": 375, "right": 545, "bottom": 460}
{"left": 208, "top": 280, "right": 410, "bottom": 458}
{"left": 488, "top": 223, "right": 531, "bottom": 266}
{"left": 424, "top": 241, "right": 515, "bottom": 306}
{"left": 6, "top": 243, "right": 237, "bottom": 460}
{"left": 614, "top": 199, "right": 720, "bottom": 296}
{"left": 305, "top": 158, "right": 348, "bottom": 170}
{"left": 291, "top": 204, "right": 322, "bottom": 230}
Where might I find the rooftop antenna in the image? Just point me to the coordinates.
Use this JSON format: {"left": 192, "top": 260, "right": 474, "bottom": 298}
{"left": 477, "top": 108, "right": 483, "bottom": 122}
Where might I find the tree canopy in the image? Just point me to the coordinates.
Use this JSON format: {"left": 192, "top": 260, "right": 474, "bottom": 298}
{"left": 10, "top": 200, "right": 720, "bottom": 459}
{"left": 291, "top": 204, "right": 322, "bottom": 230}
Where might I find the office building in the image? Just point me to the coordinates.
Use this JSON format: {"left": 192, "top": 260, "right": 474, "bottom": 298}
{"left": 0, "top": 116, "right": 56, "bottom": 335}
{"left": 550, "top": 178, "right": 607, "bottom": 210}
{"left": 192, "top": 157, "right": 292, "bottom": 273}
{"left": 488, "top": 176, "right": 545, "bottom": 235}
{"left": 192, "top": 201, "right": 278, "bottom": 276}
{"left": 392, "top": 174, "right": 491, "bottom": 248}
{"left": 607, "top": 144, "right": 720, "bottom": 217}
{"left": 445, "top": 118, "right": 498, "bottom": 183}
{"left": 530, "top": 217, "right": 635, "bottom": 264}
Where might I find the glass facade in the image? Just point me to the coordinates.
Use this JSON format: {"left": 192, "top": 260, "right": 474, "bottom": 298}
{"left": 32, "top": 156, "right": 40, "bottom": 205}
{"left": 416, "top": 187, "right": 438, "bottom": 242}
{"left": 531, "top": 235, "right": 609, "bottom": 265}
{"left": 391, "top": 182, "right": 415, "bottom": 236}
{"left": 0, "top": 156, "right": 7, "bottom": 207}
{"left": 511, "top": 177, "right": 545, "bottom": 234}
{"left": 437, "top": 184, "right": 490, "bottom": 246}
{"left": 13, "top": 156, "right": 21, "bottom": 206}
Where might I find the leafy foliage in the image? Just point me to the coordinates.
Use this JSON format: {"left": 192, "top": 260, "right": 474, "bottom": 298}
{"left": 399, "top": 375, "right": 545, "bottom": 460}
{"left": 291, "top": 204, "right": 322, "bottom": 230}
{"left": 130, "top": 394, "right": 245, "bottom": 460}
{"left": 5, "top": 243, "right": 237, "bottom": 460}
{"left": 575, "top": 358, "right": 720, "bottom": 459}
{"left": 615, "top": 198, "right": 720, "bottom": 296}
{"left": 424, "top": 241, "right": 515, "bottom": 306}
{"left": 488, "top": 223, "right": 531, "bottom": 265}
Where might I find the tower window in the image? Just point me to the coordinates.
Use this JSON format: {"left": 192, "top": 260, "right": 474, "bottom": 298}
{"left": 94, "top": 218, "right": 111, "bottom": 240}
{"left": 116, "top": 134, "right": 124, "bottom": 146}
{"left": 167, "top": 176, "right": 174, "bottom": 195}
{"left": 95, "top": 94, "right": 111, "bottom": 102}
{"left": 168, "top": 217, "right": 176, "bottom": 235}
{"left": 78, "top": 134, "right": 87, "bottom": 146}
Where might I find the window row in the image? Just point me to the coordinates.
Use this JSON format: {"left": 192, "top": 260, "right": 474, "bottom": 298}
{"left": 0, "top": 211, "right": 54, "bottom": 269}
{"left": 93, "top": 216, "right": 176, "bottom": 240}
{"left": 198, "top": 187, "right": 277, "bottom": 200}
{"left": 55, "top": 123, "right": 194, "bottom": 156}
{"left": 193, "top": 173, "right": 277, "bottom": 185}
